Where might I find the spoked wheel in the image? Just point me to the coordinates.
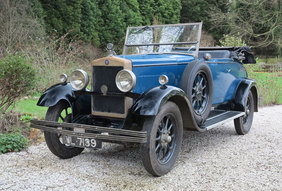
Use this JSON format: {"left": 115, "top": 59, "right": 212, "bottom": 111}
{"left": 234, "top": 92, "right": 254, "bottom": 135}
{"left": 192, "top": 72, "right": 209, "bottom": 115}
{"left": 140, "top": 101, "right": 183, "bottom": 176}
{"left": 181, "top": 61, "right": 213, "bottom": 125}
{"left": 44, "top": 101, "right": 84, "bottom": 159}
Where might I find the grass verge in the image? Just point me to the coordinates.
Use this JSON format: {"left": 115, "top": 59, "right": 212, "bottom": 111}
{"left": 245, "top": 64, "right": 281, "bottom": 106}
{"left": 15, "top": 98, "right": 47, "bottom": 119}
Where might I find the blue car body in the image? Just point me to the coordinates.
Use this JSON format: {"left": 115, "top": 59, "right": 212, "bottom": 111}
{"left": 32, "top": 23, "right": 259, "bottom": 176}
{"left": 119, "top": 54, "right": 247, "bottom": 105}
{"left": 37, "top": 23, "right": 258, "bottom": 129}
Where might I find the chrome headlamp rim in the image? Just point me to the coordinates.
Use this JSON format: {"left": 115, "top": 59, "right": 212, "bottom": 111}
{"left": 59, "top": 73, "right": 68, "bottom": 83}
{"left": 115, "top": 69, "right": 136, "bottom": 92}
{"left": 70, "top": 69, "right": 89, "bottom": 91}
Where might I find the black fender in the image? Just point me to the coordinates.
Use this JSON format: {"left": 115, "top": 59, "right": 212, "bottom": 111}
{"left": 233, "top": 79, "right": 258, "bottom": 112}
{"left": 37, "top": 83, "right": 91, "bottom": 117}
{"left": 131, "top": 85, "right": 204, "bottom": 132}
{"left": 37, "top": 83, "right": 75, "bottom": 107}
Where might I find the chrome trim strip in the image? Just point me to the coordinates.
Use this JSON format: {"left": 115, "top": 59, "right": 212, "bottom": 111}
{"left": 127, "top": 22, "right": 203, "bottom": 29}
{"left": 133, "top": 62, "right": 189, "bottom": 67}
{"left": 205, "top": 61, "right": 236, "bottom": 64}
{"left": 125, "top": 41, "right": 198, "bottom": 47}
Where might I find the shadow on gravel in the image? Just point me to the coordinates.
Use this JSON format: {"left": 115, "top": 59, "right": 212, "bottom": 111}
{"left": 78, "top": 124, "right": 238, "bottom": 166}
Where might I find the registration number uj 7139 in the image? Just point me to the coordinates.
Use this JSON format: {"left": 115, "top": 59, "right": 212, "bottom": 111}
{"left": 62, "top": 135, "right": 102, "bottom": 149}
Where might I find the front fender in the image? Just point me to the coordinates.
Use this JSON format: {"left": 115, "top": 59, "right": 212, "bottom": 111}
{"left": 37, "top": 83, "right": 75, "bottom": 107}
{"left": 131, "top": 85, "right": 202, "bottom": 132}
{"left": 233, "top": 79, "right": 258, "bottom": 112}
{"left": 132, "top": 86, "right": 185, "bottom": 115}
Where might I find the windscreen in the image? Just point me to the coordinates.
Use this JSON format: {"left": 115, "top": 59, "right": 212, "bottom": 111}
{"left": 123, "top": 23, "right": 202, "bottom": 56}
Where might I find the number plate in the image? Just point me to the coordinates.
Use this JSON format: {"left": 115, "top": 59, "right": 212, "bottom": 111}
{"left": 62, "top": 135, "right": 102, "bottom": 149}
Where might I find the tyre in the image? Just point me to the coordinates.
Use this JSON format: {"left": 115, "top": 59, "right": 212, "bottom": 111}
{"left": 44, "top": 101, "right": 84, "bottom": 159}
{"left": 140, "top": 101, "right": 183, "bottom": 176}
{"left": 234, "top": 92, "right": 254, "bottom": 135}
{"left": 181, "top": 61, "right": 213, "bottom": 125}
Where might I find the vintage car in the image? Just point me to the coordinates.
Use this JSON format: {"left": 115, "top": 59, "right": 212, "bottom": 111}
{"left": 31, "top": 23, "right": 258, "bottom": 176}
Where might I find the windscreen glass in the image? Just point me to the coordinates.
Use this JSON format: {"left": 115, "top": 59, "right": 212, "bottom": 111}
{"left": 123, "top": 23, "right": 201, "bottom": 55}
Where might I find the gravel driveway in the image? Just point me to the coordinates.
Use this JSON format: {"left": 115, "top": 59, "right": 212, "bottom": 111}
{"left": 0, "top": 105, "right": 281, "bottom": 191}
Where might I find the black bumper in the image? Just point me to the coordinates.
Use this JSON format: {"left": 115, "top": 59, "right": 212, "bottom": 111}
{"left": 30, "top": 119, "right": 147, "bottom": 143}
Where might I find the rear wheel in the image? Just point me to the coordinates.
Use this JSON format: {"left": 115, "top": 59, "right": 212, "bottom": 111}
{"left": 234, "top": 92, "right": 254, "bottom": 135}
{"left": 44, "top": 102, "right": 84, "bottom": 159}
{"left": 140, "top": 102, "right": 183, "bottom": 176}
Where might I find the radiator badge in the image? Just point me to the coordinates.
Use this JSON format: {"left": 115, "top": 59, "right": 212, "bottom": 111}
{"left": 105, "top": 59, "right": 109, "bottom": 65}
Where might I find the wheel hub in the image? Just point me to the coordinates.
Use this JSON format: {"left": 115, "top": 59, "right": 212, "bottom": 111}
{"left": 160, "top": 129, "right": 172, "bottom": 147}
{"left": 195, "top": 82, "right": 203, "bottom": 101}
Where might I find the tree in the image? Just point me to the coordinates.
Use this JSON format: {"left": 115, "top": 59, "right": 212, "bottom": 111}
{"left": 39, "top": 0, "right": 82, "bottom": 37}
{"left": 29, "top": 0, "right": 45, "bottom": 27}
{"left": 80, "top": 0, "right": 102, "bottom": 46}
{"left": 138, "top": 0, "right": 155, "bottom": 25}
{"left": 210, "top": 0, "right": 281, "bottom": 55}
{"left": 154, "top": 0, "right": 181, "bottom": 24}
{"left": 180, "top": 0, "right": 230, "bottom": 40}
{"left": 98, "top": 0, "right": 126, "bottom": 48}
{"left": 120, "top": 0, "right": 143, "bottom": 27}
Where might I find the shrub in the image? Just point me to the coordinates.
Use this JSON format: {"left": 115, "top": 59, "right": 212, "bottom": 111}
{"left": 0, "top": 55, "right": 36, "bottom": 113}
{"left": 23, "top": 34, "right": 92, "bottom": 92}
{"left": 219, "top": 34, "right": 247, "bottom": 47}
{"left": 0, "top": 133, "right": 29, "bottom": 154}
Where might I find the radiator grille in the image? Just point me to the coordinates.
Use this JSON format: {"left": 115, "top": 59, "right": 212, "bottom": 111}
{"left": 92, "top": 66, "right": 124, "bottom": 114}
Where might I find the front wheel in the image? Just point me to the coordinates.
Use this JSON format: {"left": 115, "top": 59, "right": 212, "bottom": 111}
{"left": 140, "top": 101, "right": 183, "bottom": 176}
{"left": 234, "top": 92, "right": 255, "bottom": 135}
{"left": 44, "top": 102, "right": 84, "bottom": 159}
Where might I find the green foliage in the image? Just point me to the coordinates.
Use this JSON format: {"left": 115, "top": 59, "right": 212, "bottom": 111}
{"left": 138, "top": 0, "right": 155, "bottom": 25}
{"left": 154, "top": 0, "right": 181, "bottom": 24}
{"left": 29, "top": 0, "right": 45, "bottom": 27}
{"left": 20, "top": 114, "right": 33, "bottom": 123}
{"left": 98, "top": 0, "right": 126, "bottom": 48}
{"left": 120, "top": 0, "right": 143, "bottom": 26}
{"left": 210, "top": 0, "right": 281, "bottom": 55}
{"left": 0, "top": 133, "right": 29, "bottom": 154}
{"left": 40, "top": 0, "right": 82, "bottom": 37}
{"left": 181, "top": 0, "right": 230, "bottom": 39}
{"left": 80, "top": 0, "right": 102, "bottom": 46}
{"left": 219, "top": 35, "right": 247, "bottom": 47}
{"left": 37, "top": 0, "right": 183, "bottom": 51}
{"left": 0, "top": 55, "right": 35, "bottom": 113}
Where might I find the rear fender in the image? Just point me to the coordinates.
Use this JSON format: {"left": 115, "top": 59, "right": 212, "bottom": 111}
{"left": 131, "top": 86, "right": 203, "bottom": 131}
{"left": 233, "top": 79, "right": 258, "bottom": 112}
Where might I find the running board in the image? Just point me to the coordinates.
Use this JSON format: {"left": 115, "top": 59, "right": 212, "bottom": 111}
{"left": 200, "top": 110, "right": 245, "bottom": 130}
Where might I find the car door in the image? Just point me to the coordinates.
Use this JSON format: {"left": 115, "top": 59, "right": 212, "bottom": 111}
{"left": 206, "top": 58, "right": 247, "bottom": 104}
